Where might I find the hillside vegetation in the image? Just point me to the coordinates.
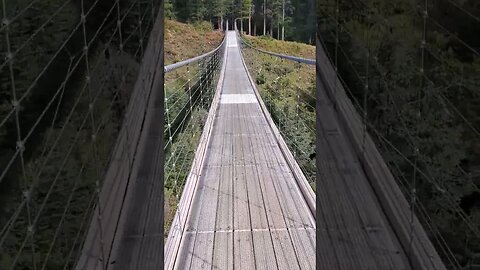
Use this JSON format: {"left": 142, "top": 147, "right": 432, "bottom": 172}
{"left": 164, "top": 20, "right": 223, "bottom": 65}
{"left": 163, "top": 20, "right": 224, "bottom": 239}
{"left": 244, "top": 35, "right": 315, "bottom": 59}
{"left": 242, "top": 35, "right": 316, "bottom": 188}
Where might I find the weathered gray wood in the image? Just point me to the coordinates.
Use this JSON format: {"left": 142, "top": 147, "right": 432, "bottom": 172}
{"left": 174, "top": 233, "right": 195, "bottom": 270}
{"left": 212, "top": 232, "right": 234, "bottom": 270}
{"left": 237, "top": 31, "right": 317, "bottom": 219}
{"left": 164, "top": 29, "right": 228, "bottom": 270}
{"left": 317, "top": 35, "right": 446, "bottom": 269}
{"left": 75, "top": 4, "right": 165, "bottom": 269}
{"left": 190, "top": 233, "right": 215, "bottom": 269}
{"left": 291, "top": 228, "right": 315, "bottom": 270}
{"left": 233, "top": 231, "right": 256, "bottom": 270}
{"left": 252, "top": 231, "right": 278, "bottom": 270}
{"left": 270, "top": 230, "right": 301, "bottom": 270}
{"left": 169, "top": 31, "right": 315, "bottom": 269}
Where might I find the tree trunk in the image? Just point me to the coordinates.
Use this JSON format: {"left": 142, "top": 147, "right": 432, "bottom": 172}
{"left": 282, "top": 0, "right": 285, "bottom": 40}
{"left": 220, "top": 15, "right": 224, "bottom": 31}
{"left": 263, "top": 0, "right": 266, "bottom": 35}
{"left": 277, "top": 24, "right": 280, "bottom": 40}
{"left": 254, "top": 21, "right": 257, "bottom": 36}
{"left": 248, "top": 10, "right": 252, "bottom": 35}
{"left": 241, "top": 18, "right": 243, "bottom": 33}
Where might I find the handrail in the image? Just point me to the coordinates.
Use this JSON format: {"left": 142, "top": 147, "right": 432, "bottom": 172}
{"left": 236, "top": 29, "right": 315, "bottom": 65}
{"left": 234, "top": 27, "right": 316, "bottom": 219}
{"left": 164, "top": 34, "right": 226, "bottom": 73}
{"left": 163, "top": 32, "right": 227, "bottom": 269}
{"left": 316, "top": 34, "right": 446, "bottom": 269}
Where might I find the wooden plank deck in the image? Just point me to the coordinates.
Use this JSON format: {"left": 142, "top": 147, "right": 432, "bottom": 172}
{"left": 316, "top": 35, "right": 445, "bottom": 269}
{"left": 171, "top": 31, "right": 316, "bottom": 270}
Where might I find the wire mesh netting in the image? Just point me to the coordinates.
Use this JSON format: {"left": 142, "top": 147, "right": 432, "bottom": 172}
{"left": 239, "top": 34, "right": 316, "bottom": 189}
{"left": 0, "top": 0, "right": 161, "bottom": 268}
{"left": 163, "top": 37, "right": 225, "bottom": 239}
{"left": 318, "top": 0, "right": 480, "bottom": 268}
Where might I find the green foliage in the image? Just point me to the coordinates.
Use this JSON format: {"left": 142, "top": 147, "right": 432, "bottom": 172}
{"left": 256, "top": 72, "right": 266, "bottom": 85}
{"left": 192, "top": 21, "right": 214, "bottom": 32}
{"left": 243, "top": 38, "right": 316, "bottom": 184}
{"left": 0, "top": 0, "right": 158, "bottom": 268}
{"left": 242, "top": 0, "right": 253, "bottom": 16}
{"left": 163, "top": 53, "right": 220, "bottom": 237}
{"left": 318, "top": 0, "right": 480, "bottom": 267}
{"left": 165, "top": 0, "right": 175, "bottom": 19}
{"left": 169, "top": 0, "right": 314, "bottom": 43}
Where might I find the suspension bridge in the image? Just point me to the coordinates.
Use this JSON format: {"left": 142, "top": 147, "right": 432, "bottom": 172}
{"left": 1, "top": 0, "right": 478, "bottom": 269}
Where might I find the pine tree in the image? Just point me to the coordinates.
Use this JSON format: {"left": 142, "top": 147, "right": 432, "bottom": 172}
{"left": 241, "top": 0, "right": 253, "bottom": 34}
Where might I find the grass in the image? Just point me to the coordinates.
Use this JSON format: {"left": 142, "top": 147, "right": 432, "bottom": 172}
{"left": 165, "top": 20, "right": 223, "bottom": 65}
{"left": 164, "top": 19, "right": 223, "bottom": 94}
{"left": 243, "top": 35, "right": 315, "bottom": 60}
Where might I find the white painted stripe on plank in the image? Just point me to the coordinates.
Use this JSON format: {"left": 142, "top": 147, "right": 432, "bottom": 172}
{"left": 220, "top": 94, "right": 258, "bottom": 104}
{"left": 185, "top": 227, "right": 314, "bottom": 234}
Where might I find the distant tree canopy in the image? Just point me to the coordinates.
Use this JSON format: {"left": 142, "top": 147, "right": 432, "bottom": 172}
{"left": 166, "top": 0, "right": 315, "bottom": 44}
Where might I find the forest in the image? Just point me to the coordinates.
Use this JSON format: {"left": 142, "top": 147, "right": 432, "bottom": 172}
{"left": 318, "top": 0, "right": 480, "bottom": 268}
{"left": 166, "top": 0, "right": 315, "bottom": 44}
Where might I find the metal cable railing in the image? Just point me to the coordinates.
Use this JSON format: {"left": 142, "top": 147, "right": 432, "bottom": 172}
{"left": 241, "top": 37, "right": 316, "bottom": 65}
{"left": 236, "top": 29, "right": 316, "bottom": 188}
{"left": 163, "top": 34, "right": 226, "bottom": 269}
{"left": 318, "top": 0, "right": 480, "bottom": 268}
{"left": 0, "top": 1, "right": 160, "bottom": 269}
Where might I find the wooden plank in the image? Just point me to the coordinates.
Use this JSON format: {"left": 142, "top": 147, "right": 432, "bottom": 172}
{"left": 214, "top": 120, "right": 233, "bottom": 232}
{"left": 317, "top": 37, "right": 445, "bottom": 270}
{"left": 233, "top": 163, "right": 251, "bottom": 230}
{"left": 233, "top": 110, "right": 252, "bottom": 231}
{"left": 196, "top": 167, "right": 221, "bottom": 231}
{"left": 233, "top": 231, "right": 256, "bottom": 270}
{"left": 77, "top": 6, "right": 165, "bottom": 269}
{"left": 255, "top": 164, "right": 288, "bottom": 229}
{"left": 238, "top": 38, "right": 316, "bottom": 219}
{"left": 190, "top": 233, "right": 215, "bottom": 270}
{"left": 174, "top": 233, "right": 195, "bottom": 270}
{"left": 244, "top": 163, "right": 268, "bottom": 230}
{"left": 270, "top": 230, "right": 301, "bottom": 270}
{"left": 315, "top": 99, "right": 407, "bottom": 269}
{"left": 252, "top": 231, "right": 278, "bottom": 270}
{"left": 212, "top": 232, "right": 234, "bottom": 270}
{"left": 316, "top": 123, "right": 373, "bottom": 269}
{"left": 290, "top": 228, "right": 315, "bottom": 270}
{"left": 165, "top": 34, "right": 229, "bottom": 269}
{"left": 316, "top": 228, "right": 340, "bottom": 270}
{"left": 171, "top": 31, "right": 316, "bottom": 270}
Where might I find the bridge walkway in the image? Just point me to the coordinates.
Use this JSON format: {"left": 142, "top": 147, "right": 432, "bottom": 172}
{"left": 171, "top": 31, "right": 316, "bottom": 270}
